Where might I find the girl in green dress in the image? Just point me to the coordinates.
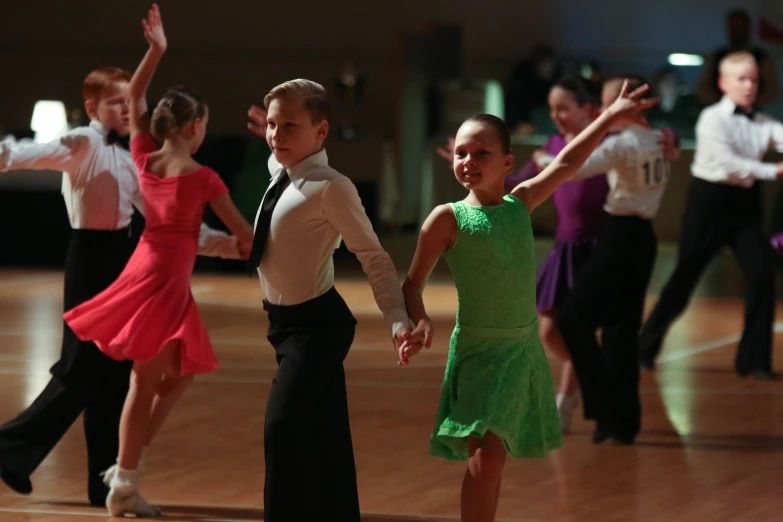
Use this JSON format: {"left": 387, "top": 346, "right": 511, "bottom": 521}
{"left": 399, "top": 81, "right": 657, "bottom": 522}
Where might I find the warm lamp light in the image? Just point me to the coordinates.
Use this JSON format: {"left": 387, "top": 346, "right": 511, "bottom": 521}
{"left": 30, "top": 100, "right": 68, "bottom": 144}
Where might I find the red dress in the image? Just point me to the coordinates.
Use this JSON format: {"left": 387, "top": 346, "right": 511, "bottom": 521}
{"left": 64, "top": 134, "right": 226, "bottom": 375}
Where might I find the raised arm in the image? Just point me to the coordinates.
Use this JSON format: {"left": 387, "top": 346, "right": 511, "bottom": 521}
{"left": 0, "top": 132, "right": 92, "bottom": 175}
{"left": 511, "top": 81, "right": 658, "bottom": 211}
{"left": 129, "top": 3, "right": 168, "bottom": 141}
{"left": 569, "top": 135, "right": 625, "bottom": 181}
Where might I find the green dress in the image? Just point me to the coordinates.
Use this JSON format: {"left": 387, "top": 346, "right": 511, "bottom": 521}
{"left": 430, "top": 194, "right": 563, "bottom": 460}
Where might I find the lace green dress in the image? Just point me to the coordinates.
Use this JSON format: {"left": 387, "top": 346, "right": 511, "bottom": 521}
{"left": 430, "top": 194, "right": 563, "bottom": 460}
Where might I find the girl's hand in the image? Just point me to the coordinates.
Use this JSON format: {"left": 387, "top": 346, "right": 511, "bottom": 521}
{"left": 395, "top": 319, "right": 433, "bottom": 366}
{"left": 237, "top": 238, "right": 252, "bottom": 260}
{"left": 604, "top": 81, "right": 659, "bottom": 128}
{"left": 247, "top": 105, "right": 268, "bottom": 138}
{"left": 435, "top": 136, "right": 455, "bottom": 163}
{"left": 142, "top": 4, "right": 167, "bottom": 52}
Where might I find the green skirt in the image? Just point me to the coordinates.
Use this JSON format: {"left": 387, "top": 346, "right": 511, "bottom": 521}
{"left": 430, "top": 322, "right": 563, "bottom": 460}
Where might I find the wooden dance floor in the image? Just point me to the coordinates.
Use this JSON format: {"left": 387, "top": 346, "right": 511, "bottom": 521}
{"left": 0, "top": 242, "right": 781, "bottom": 521}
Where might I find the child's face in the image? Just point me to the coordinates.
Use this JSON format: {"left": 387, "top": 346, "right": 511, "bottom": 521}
{"left": 719, "top": 61, "right": 759, "bottom": 109}
{"left": 452, "top": 122, "right": 514, "bottom": 191}
{"left": 266, "top": 96, "right": 328, "bottom": 168}
{"left": 548, "top": 86, "right": 593, "bottom": 136}
{"left": 89, "top": 81, "right": 130, "bottom": 136}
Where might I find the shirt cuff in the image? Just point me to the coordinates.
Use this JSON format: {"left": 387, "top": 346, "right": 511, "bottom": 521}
{"left": 758, "top": 163, "right": 779, "bottom": 181}
{"left": 0, "top": 143, "right": 10, "bottom": 172}
{"left": 389, "top": 312, "right": 411, "bottom": 339}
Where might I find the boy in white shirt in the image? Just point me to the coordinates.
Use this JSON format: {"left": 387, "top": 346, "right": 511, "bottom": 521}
{"left": 640, "top": 52, "right": 783, "bottom": 380}
{"left": 558, "top": 76, "right": 678, "bottom": 445}
{"left": 247, "top": 80, "right": 413, "bottom": 522}
{"left": 0, "top": 66, "right": 244, "bottom": 506}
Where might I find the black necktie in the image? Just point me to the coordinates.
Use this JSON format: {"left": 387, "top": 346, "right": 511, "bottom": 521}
{"left": 248, "top": 169, "right": 291, "bottom": 271}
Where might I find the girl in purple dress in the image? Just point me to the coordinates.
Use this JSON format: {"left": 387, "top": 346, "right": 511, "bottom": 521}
{"left": 503, "top": 76, "right": 607, "bottom": 433}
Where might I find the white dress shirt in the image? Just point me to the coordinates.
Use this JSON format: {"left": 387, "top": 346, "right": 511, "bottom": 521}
{"left": 691, "top": 97, "right": 783, "bottom": 187}
{"left": 573, "top": 125, "right": 669, "bottom": 220}
{"left": 0, "top": 120, "right": 239, "bottom": 258}
{"left": 256, "top": 150, "right": 409, "bottom": 337}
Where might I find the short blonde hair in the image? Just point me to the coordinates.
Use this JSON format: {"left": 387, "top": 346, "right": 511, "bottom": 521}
{"left": 264, "top": 79, "right": 330, "bottom": 123}
{"left": 719, "top": 51, "right": 757, "bottom": 77}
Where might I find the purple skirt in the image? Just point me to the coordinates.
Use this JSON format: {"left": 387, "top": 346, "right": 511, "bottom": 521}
{"left": 535, "top": 237, "right": 599, "bottom": 314}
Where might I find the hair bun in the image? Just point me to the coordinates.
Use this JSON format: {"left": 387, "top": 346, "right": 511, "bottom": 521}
{"left": 150, "top": 105, "right": 177, "bottom": 141}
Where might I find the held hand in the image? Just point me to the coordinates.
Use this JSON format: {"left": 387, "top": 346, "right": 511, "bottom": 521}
{"left": 413, "top": 318, "right": 434, "bottom": 347}
{"left": 435, "top": 136, "right": 455, "bottom": 163}
{"left": 659, "top": 129, "right": 681, "bottom": 161}
{"left": 393, "top": 327, "right": 412, "bottom": 366}
{"left": 777, "top": 162, "right": 783, "bottom": 179}
{"left": 399, "top": 338, "right": 425, "bottom": 365}
{"left": 401, "top": 317, "right": 434, "bottom": 363}
{"left": 247, "top": 105, "right": 268, "bottom": 138}
{"left": 142, "top": 4, "right": 167, "bottom": 52}
{"left": 237, "top": 239, "right": 252, "bottom": 260}
{"left": 605, "top": 80, "right": 659, "bottom": 129}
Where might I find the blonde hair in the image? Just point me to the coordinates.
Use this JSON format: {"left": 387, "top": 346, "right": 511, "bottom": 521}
{"left": 263, "top": 79, "right": 330, "bottom": 123}
{"left": 719, "top": 51, "right": 757, "bottom": 77}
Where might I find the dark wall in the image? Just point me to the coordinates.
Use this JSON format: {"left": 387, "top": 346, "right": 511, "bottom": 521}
{"left": 2, "top": 0, "right": 771, "bottom": 136}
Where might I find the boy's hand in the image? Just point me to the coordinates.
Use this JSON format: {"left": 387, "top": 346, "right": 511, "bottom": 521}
{"left": 142, "top": 3, "right": 167, "bottom": 52}
{"left": 247, "top": 105, "right": 268, "bottom": 138}
{"left": 395, "top": 318, "right": 433, "bottom": 365}
{"left": 393, "top": 327, "right": 413, "bottom": 366}
{"left": 237, "top": 239, "right": 252, "bottom": 260}
{"left": 605, "top": 80, "right": 659, "bottom": 128}
{"left": 776, "top": 162, "right": 783, "bottom": 179}
{"left": 398, "top": 338, "right": 425, "bottom": 365}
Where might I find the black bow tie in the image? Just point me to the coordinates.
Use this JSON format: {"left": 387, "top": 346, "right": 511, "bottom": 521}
{"left": 106, "top": 130, "right": 129, "bottom": 150}
{"left": 734, "top": 106, "right": 756, "bottom": 120}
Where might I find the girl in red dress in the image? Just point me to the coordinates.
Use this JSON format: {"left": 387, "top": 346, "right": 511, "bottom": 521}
{"left": 64, "top": 4, "right": 253, "bottom": 517}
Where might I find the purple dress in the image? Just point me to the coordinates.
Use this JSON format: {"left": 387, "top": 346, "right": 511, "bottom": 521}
{"left": 771, "top": 233, "right": 783, "bottom": 254}
{"left": 505, "top": 135, "right": 608, "bottom": 314}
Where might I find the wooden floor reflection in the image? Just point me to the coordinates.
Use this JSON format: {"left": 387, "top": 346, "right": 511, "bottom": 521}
{"left": 0, "top": 244, "right": 781, "bottom": 521}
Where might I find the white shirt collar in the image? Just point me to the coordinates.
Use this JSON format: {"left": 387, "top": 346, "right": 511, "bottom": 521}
{"left": 287, "top": 149, "right": 329, "bottom": 181}
{"left": 718, "top": 96, "right": 756, "bottom": 118}
{"left": 88, "top": 119, "right": 109, "bottom": 138}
